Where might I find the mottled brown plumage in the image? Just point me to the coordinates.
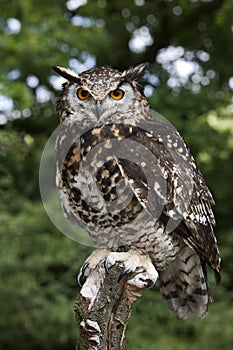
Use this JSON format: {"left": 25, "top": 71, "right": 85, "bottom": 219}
{"left": 53, "top": 63, "right": 220, "bottom": 319}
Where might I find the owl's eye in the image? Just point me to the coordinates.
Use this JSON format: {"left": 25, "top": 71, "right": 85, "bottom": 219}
{"left": 77, "top": 88, "right": 91, "bottom": 100}
{"left": 109, "top": 89, "right": 125, "bottom": 100}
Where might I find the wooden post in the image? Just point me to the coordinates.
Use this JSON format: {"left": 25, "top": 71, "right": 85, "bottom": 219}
{"left": 74, "top": 260, "right": 150, "bottom": 350}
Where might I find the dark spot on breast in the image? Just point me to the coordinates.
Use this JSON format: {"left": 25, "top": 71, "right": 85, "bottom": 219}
{"left": 82, "top": 214, "right": 89, "bottom": 223}
{"left": 81, "top": 199, "right": 89, "bottom": 211}
{"left": 101, "top": 177, "right": 112, "bottom": 187}
{"left": 100, "top": 125, "right": 114, "bottom": 138}
{"left": 72, "top": 188, "right": 81, "bottom": 202}
{"left": 103, "top": 193, "right": 111, "bottom": 201}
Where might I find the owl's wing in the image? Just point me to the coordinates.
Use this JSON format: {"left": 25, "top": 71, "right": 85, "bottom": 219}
{"left": 114, "top": 119, "right": 220, "bottom": 280}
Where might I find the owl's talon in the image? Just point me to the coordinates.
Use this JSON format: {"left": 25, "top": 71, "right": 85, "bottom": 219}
{"left": 77, "top": 261, "right": 90, "bottom": 287}
{"left": 104, "top": 257, "right": 111, "bottom": 274}
{"left": 118, "top": 267, "right": 130, "bottom": 282}
{"left": 146, "top": 278, "right": 157, "bottom": 290}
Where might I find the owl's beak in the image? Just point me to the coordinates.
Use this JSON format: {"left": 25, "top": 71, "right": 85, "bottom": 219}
{"left": 95, "top": 100, "right": 102, "bottom": 119}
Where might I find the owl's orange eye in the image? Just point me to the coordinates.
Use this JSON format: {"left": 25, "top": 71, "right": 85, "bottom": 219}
{"left": 109, "top": 89, "right": 125, "bottom": 100}
{"left": 77, "top": 88, "right": 91, "bottom": 100}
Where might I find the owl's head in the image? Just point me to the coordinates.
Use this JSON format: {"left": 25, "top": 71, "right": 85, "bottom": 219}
{"left": 53, "top": 63, "right": 150, "bottom": 125}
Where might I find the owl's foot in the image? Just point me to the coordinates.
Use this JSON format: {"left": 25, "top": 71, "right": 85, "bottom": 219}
{"left": 104, "top": 250, "right": 158, "bottom": 288}
{"left": 77, "top": 247, "right": 111, "bottom": 286}
{"left": 77, "top": 247, "right": 158, "bottom": 289}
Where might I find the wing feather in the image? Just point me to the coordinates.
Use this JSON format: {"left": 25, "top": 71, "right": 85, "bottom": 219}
{"left": 113, "top": 119, "right": 220, "bottom": 277}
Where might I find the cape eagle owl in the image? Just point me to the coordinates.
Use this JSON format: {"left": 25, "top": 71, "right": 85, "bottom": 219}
{"left": 53, "top": 63, "right": 220, "bottom": 319}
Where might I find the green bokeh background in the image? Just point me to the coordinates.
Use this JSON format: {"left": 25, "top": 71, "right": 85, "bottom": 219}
{"left": 0, "top": 1, "right": 232, "bottom": 349}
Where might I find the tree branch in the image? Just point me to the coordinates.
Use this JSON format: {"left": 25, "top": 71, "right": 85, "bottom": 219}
{"left": 74, "top": 260, "right": 150, "bottom": 350}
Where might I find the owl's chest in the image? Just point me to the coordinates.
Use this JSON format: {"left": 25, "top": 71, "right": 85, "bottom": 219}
{"left": 60, "top": 139, "right": 142, "bottom": 227}
{"left": 58, "top": 138, "right": 180, "bottom": 265}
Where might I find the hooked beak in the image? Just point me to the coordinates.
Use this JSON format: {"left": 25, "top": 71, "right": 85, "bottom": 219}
{"left": 95, "top": 100, "right": 102, "bottom": 119}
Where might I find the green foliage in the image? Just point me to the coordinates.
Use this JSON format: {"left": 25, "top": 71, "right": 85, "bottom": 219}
{"left": 0, "top": 200, "right": 93, "bottom": 349}
{"left": 0, "top": 0, "right": 232, "bottom": 349}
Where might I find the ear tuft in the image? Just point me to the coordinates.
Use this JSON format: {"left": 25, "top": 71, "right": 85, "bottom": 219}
{"left": 52, "top": 66, "right": 80, "bottom": 83}
{"left": 122, "top": 63, "right": 149, "bottom": 82}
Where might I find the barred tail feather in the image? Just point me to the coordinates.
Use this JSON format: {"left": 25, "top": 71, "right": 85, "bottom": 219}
{"left": 158, "top": 246, "right": 212, "bottom": 319}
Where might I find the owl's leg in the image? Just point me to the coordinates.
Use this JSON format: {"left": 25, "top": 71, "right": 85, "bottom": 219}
{"left": 78, "top": 247, "right": 158, "bottom": 288}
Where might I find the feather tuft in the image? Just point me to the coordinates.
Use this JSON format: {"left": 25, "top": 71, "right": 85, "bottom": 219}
{"left": 122, "top": 63, "right": 149, "bottom": 82}
{"left": 52, "top": 66, "right": 80, "bottom": 83}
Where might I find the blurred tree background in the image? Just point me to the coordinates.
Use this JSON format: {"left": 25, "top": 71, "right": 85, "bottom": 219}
{"left": 0, "top": 0, "right": 233, "bottom": 349}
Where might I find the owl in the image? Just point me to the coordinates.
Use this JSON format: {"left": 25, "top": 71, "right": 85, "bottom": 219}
{"left": 53, "top": 63, "right": 220, "bottom": 319}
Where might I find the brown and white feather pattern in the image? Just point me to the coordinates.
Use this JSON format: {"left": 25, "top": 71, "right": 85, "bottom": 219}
{"left": 54, "top": 63, "right": 221, "bottom": 319}
{"left": 159, "top": 245, "right": 211, "bottom": 319}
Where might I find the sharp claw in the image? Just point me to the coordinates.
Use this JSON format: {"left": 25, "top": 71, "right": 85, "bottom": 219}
{"left": 146, "top": 278, "right": 157, "bottom": 290}
{"left": 77, "top": 261, "right": 90, "bottom": 287}
{"left": 77, "top": 271, "right": 83, "bottom": 287}
{"left": 118, "top": 267, "right": 130, "bottom": 282}
{"left": 104, "top": 257, "right": 111, "bottom": 274}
